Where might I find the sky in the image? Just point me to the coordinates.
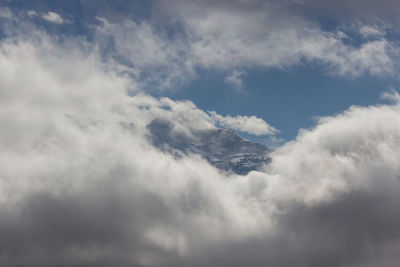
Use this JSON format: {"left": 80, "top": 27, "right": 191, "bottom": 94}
{"left": 1, "top": 0, "right": 400, "bottom": 266}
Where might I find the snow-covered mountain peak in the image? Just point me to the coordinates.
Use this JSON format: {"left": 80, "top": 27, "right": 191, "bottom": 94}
{"left": 146, "top": 118, "right": 271, "bottom": 175}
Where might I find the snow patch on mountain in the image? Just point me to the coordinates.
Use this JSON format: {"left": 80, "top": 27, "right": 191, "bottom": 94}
{"left": 146, "top": 118, "right": 271, "bottom": 175}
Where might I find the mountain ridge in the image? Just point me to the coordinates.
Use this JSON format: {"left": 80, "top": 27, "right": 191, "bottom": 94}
{"left": 146, "top": 118, "right": 271, "bottom": 175}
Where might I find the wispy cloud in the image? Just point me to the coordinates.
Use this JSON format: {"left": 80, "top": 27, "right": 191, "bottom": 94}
{"left": 93, "top": 0, "right": 400, "bottom": 90}
{"left": 42, "top": 11, "right": 64, "bottom": 24}
{"left": 27, "top": 10, "right": 38, "bottom": 17}
{"left": 359, "top": 25, "right": 385, "bottom": 38}
{"left": 5, "top": 1, "right": 400, "bottom": 91}
{"left": 225, "top": 70, "right": 246, "bottom": 91}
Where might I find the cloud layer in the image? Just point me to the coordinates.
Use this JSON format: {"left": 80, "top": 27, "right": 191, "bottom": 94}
{"left": 1, "top": 0, "right": 398, "bottom": 92}
{"left": 0, "top": 25, "right": 400, "bottom": 267}
{"left": 17, "top": 0, "right": 394, "bottom": 90}
{"left": 150, "top": 0, "right": 400, "bottom": 84}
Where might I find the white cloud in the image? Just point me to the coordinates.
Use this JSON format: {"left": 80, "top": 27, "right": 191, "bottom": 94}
{"left": 0, "top": 8, "right": 400, "bottom": 267}
{"left": 27, "top": 10, "right": 38, "bottom": 17}
{"left": 4, "top": 0, "right": 398, "bottom": 92}
{"left": 42, "top": 11, "right": 64, "bottom": 24}
{"left": 0, "top": 35, "right": 270, "bottom": 265}
{"left": 359, "top": 25, "right": 385, "bottom": 38}
{"left": 152, "top": 0, "right": 400, "bottom": 80}
{"left": 95, "top": 17, "right": 194, "bottom": 90}
{"left": 79, "top": 1, "right": 400, "bottom": 91}
{"left": 209, "top": 111, "right": 278, "bottom": 136}
{"left": 381, "top": 87, "right": 400, "bottom": 102}
{"left": 18, "top": 1, "right": 389, "bottom": 92}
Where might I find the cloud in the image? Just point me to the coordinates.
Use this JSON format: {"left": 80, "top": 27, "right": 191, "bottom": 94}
{"left": 0, "top": 28, "right": 400, "bottom": 267}
{"left": 27, "top": 10, "right": 38, "bottom": 17}
{"left": 305, "top": 0, "right": 400, "bottom": 17}
{"left": 381, "top": 88, "right": 400, "bottom": 102}
{"left": 46, "top": 0, "right": 398, "bottom": 91}
{"left": 152, "top": 0, "right": 400, "bottom": 79}
{"left": 42, "top": 11, "right": 64, "bottom": 24}
{"left": 224, "top": 70, "right": 245, "bottom": 90}
{"left": 0, "top": 35, "right": 264, "bottom": 266}
{"left": 94, "top": 17, "right": 194, "bottom": 90}
{"left": 359, "top": 25, "right": 385, "bottom": 38}
{"left": 2, "top": 0, "right": 400, "bottom": 92}
{"left": 209, "top": 111, "right": 278, "bottom": 136}
{"left": 0, "top": 7, "right": 11, "bottom": 18}
{"left": 1, "top": 4, "right": 400, "bottom": 266}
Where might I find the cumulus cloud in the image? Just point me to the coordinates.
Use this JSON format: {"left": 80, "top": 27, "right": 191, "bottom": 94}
{"left": 0, "top": 26, "right": 400, "bottom": 267}
{"left": 42, "top": 11, "right": 64, "bottom": 24}
{"left": 209, "top": 111, "right": 278, "bottom": 136}
{"left": 1, "top": 2, "right": 400, "bottom": 266}
{"left": 0, "top": 34, "right": 267, "bottom": 266}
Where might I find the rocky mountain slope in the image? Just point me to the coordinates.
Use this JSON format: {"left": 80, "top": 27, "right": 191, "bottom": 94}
{"left": 146, "top": 118, "right": 271, "bottom": 175}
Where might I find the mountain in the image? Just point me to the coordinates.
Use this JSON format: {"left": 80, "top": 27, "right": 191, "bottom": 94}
{"left": 146, "top": 118, "right": 271, "bottom": 175}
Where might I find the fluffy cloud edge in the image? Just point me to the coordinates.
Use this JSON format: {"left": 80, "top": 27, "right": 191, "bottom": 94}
{"left": 42, "top": 11, "right": 64, "bottom": 24}
{"left": 209, "top": 111, "right": 278, "bottom": 136}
